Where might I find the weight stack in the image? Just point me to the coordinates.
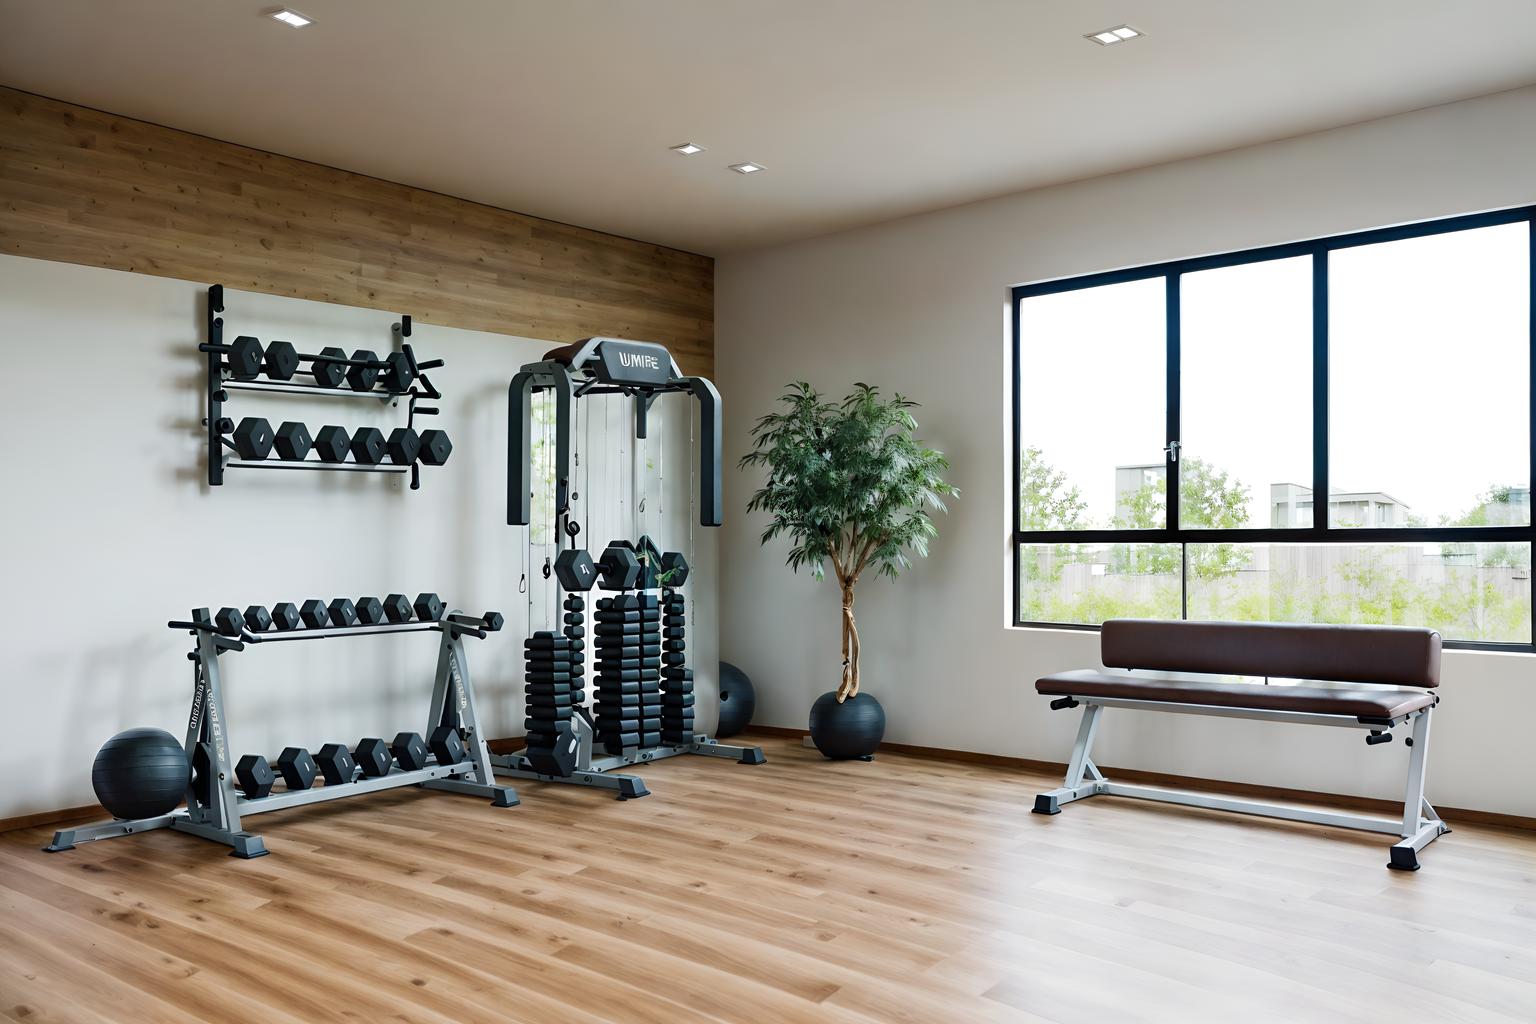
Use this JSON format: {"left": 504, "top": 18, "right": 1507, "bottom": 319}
{"left": 592, "top": 593, "right": 662, "bottom": 754}
{"left": 521, "top": 603, "right": 586, "bottom": 777}
{"left": 659, "top": 587, "right": 693, "bottom": 744}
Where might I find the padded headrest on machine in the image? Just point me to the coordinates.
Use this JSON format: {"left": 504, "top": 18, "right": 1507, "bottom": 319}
{"left": 542, "top": 341, "right": 585, "bottom": 365}
{"left": 1100, "top": 619, "right": 1442, "bottom": 688}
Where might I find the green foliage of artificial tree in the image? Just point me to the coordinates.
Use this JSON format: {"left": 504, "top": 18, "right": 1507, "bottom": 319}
{"left": 740, "top": 383, "right": 958, "bottom": 702}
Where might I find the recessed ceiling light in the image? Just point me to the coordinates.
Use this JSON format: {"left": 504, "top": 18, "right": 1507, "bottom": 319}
{"left": 729, "top": 162, "right": 765, "bottom": 175}
{"left": 271, "top": 9, "right": 313, "bottom": 27}
{"left": 670, "top": 143, "right": 706, "bottom": 155}
{"left": 1085, "top": 24, "right": 1141, "bottom": 45}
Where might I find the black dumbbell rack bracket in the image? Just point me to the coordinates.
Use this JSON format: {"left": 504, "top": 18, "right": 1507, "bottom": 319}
{"left": 46, "top": 606, "right": 515, "bottom": 859}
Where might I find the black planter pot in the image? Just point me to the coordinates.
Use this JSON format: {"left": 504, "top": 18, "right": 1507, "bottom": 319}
{"left": 808, "top": 691, "right": 885, "bottom": 760}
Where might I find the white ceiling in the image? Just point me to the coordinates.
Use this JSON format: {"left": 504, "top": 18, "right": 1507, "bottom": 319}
{"left": 4, "top": 1, "right": 1536, "bottom": 255}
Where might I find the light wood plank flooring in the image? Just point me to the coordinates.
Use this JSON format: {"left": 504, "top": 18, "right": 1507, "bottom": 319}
{"left": 2, "top": 736, "right": 1533, "bottom": 1023}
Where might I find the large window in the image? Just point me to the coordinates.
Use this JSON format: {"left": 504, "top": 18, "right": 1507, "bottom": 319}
{"left": 1013, "top": 209, "right": 1534, "bottom": 649}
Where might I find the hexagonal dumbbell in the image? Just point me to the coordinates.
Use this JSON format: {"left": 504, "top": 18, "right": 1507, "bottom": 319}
{"left": 386, "top": 426, "right": 421, "bottom": 466}
{"left": 274, "top": 421, "right": 312, "bottom": 461}
{"left": 235, "top": 754, "right": 275, "bottom": 799}
{"left": 314, "top": 743, "right": 356, "bottom": 785}
{"left": 349, "top": 426, "right": 386, "bottom": 465}
{"left": 327, "top": 598, "right": 358, "bottom": 628}
{"left": 214, "top": 607, "right": 245, "bottom": 637}
{"left": 311, "top": 347, "right": 348, "bottom": 388}
{"left": 428, "top": 726, "right": 465, "bottom": 766}
{"left": 597, "top": 544, "right": 642, "bottom": 591}
{"left": 208, "top": 335, "right": 264, "bottom": 380}
{"left": 232, "top": 417, "right": 274, "bottom": 460}
{"left": 418, "top": 429, "right": 452, "bottom": 466}
{"left": 554, "top": 548, "right": 598, "bottom": 591}
{"left": 263, "top": 340, "right": 300, "bottom": 381}
{"left": 382, "top": 594, "right": 413, "bottom": 624}
{"left": 243, "top": 605, "right": 273, "bottom": 633}
{"left": 299, "top": 599, "right": 330, "bottom": 628}
{"left": 271, "top": 602, "right": 302, "bottom": 631}
{"left": 659, "top": 551, "right": 690, "bottom": 588}
{"left": 276, "top": 746, "right": 318, "bottom": 790}
{"left": 352, "top": 738, "right": 393, "bottom": 778}
{"left": 381, "top": 351, "right": 415, "bottom": 393}
{"left": 391, "top": 732, "right": 429, "bottom": 771}
{"left": 355, "top": 596, "right": 385, "bottom": 625}
{"left": 313, "top": 425, "right": 351, "bottom": 463}
{"left": 414, "top": 593, "right": 444, "bottom": 622}
{"left": 346, "top": 349, "right": 380, "bottom": 392}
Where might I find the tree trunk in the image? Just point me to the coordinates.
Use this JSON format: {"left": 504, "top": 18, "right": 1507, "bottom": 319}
{"left": 837, "top": 582, "right": 861, "bottom": 702}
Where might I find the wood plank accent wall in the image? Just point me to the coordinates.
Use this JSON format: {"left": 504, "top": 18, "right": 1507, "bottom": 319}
{"left": 0, "top": 87, "right": 715, "bottom": 377}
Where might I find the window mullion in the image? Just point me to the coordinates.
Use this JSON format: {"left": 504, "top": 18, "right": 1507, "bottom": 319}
{"left": 1312, "top": 249, "right": 1329, "bottom": 536}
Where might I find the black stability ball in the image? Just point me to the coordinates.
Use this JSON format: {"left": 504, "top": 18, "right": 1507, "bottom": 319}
{"left": 808, "top": 691, "right": 885, "bottom": 760}
{"left": 716, "top": 661, "right": 756, "bottom": 739}
{"left": 91, "top": 728, "right": 190, "bottom": 820}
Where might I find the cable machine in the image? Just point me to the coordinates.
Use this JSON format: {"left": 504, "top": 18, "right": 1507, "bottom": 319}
{"left": 492, "top": 338, "right": 765, "bottom": 799}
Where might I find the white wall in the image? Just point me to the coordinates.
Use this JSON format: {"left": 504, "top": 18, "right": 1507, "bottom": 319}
{"left": 0, "top": 255, "right": 719, "bottom": 818}
{"left": 716, "top": 86, "right": 1536, "bottom": 817}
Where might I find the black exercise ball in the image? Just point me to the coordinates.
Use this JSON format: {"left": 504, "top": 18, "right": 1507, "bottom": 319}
{"left": 717, "top": 661, "right": 756, "bottom": 739}
{"left": 808, "top": 691, "right": 885, "bottom": 760}
{"left": 91, "top": 728, "right": 190, "bottom": 820}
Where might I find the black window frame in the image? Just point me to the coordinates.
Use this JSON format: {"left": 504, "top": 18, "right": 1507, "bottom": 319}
{"left": 1011, "top": 205, "right": 1536, "bottom": 652}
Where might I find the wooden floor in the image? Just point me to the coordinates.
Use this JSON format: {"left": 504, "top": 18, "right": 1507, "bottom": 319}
{"left": 2, "top": 737, "right": 1534, "bottom": 1024}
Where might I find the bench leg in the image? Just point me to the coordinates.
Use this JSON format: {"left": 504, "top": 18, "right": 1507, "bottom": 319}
{"left": 1388, "top": 708, "right": 1448, "bottom": 871}
{"left": 1034, "top": 704, "right": 1103, "bottom": 815}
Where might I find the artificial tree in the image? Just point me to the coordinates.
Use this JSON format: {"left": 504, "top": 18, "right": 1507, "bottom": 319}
{"left": 740, "top": 382, "right": 957, "bottom": 703}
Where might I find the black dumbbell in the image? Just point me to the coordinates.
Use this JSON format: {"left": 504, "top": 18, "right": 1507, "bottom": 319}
{"left": 414, "top": 593, "right": 444, "bottom": 622}
{"left": 346, "top": 349, "right": 380, "bottom": 392}
{"left": 235, "top": 754, "right": 274, "bottom": 798}
{"left": 200, "top": 335, "right": 264, "bottom": 380}
{"left": 315, "top": 743, "right": 356, "bottom": 785}
{"left": 214, "top": 607, "right": 245, "bottom": 637}
{"left": 314, "top": 425, "right": 351, "bottom": 463}
{"left": 386, "top": 427, "right": 421, "bottom": 465}
{"left": 243, "top": 605, "right": 273, "bottom": 632}
{"left": 419, "top": 429, "right": 452, "bottom": 466}
{"left": 428, "top": 726, "right": 465, "bottom": 766}
{"left": 382, "top": 594, "right": 413, "bottom": 623}
{"left": 327, "top": 598, "right": 358, "bottom": 627}
{"left": 275, "top": 421, "right": 312, "bottom": 461}
{"left": 299, "top": 599, "right": 330, "bottom": 628}
{"left": 272, "top": 602, "right": 302, "bottom": 631}
{"left": 263, "top": 341, "right": 300, "bottom": 381}
{"left": 231, "top": 417, "right": 273, "bottom": 460}
{"left": 555, "top": 549, "right": 597, "bottom": 591}
{"left": 380, "top": 351, "right": 416, "bottom": 393}
{"left": 277, "top": 747, "right": 318, "bottom": 790}
{"left": 349, "top": 427, "right": 387, "bottom": 465}
{"left": 311, "top": 347, "right": 349, "bottom": 388}
{"left": 353, "top": 738, "right": 393, "bottom": 778}
{"left": 355, "top": 596, "right": 385, "bottom": 625}
{"left": 659, "top": 551, "right": 690, "bottom": 588}
{"left": 596, "top": 545, "right": 642, "bottom": 590}
{"left": 391, "top": 732, "right": 429, "bottom": 771}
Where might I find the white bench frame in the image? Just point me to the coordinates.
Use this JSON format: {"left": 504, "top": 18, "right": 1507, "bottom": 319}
{"left": 1033, "top": 695, "right": 1448, "bottom": 870}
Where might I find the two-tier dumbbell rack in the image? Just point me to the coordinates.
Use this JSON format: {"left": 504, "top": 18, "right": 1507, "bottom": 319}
{"left": 202, "top": 284, "right": 446, "bottom": 489}
{"left": 45, "top": 602, "right": 517, "bottom": 859}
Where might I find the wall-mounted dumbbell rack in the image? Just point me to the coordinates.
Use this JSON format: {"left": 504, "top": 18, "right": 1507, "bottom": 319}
{"left": 202, "top": 284, "right": 448, "bottom": 489}
{"left": 45, "top": 600, "right": 517, "bottom": 859}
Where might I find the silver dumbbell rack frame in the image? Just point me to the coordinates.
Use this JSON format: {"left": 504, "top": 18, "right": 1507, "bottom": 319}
{"left": 45, "top": 608, "right": 517, "bottom": 859}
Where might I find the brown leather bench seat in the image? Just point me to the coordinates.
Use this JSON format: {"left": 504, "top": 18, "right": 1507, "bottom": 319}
{"left": 1036, "top": 669, "right": 1436, "bottom": 719}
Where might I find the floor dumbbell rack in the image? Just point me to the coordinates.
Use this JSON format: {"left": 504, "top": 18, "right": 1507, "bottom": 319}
{"left": 46, "top": 605, "right": 517, "bottom": 859}
{"left": 203, "top": 284, "right": 445, "bottom": 489}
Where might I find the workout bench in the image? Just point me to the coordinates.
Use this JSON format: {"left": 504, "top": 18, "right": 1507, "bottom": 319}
{"left": 1032, "top": 619, "right": 1448, "bottom": 870}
